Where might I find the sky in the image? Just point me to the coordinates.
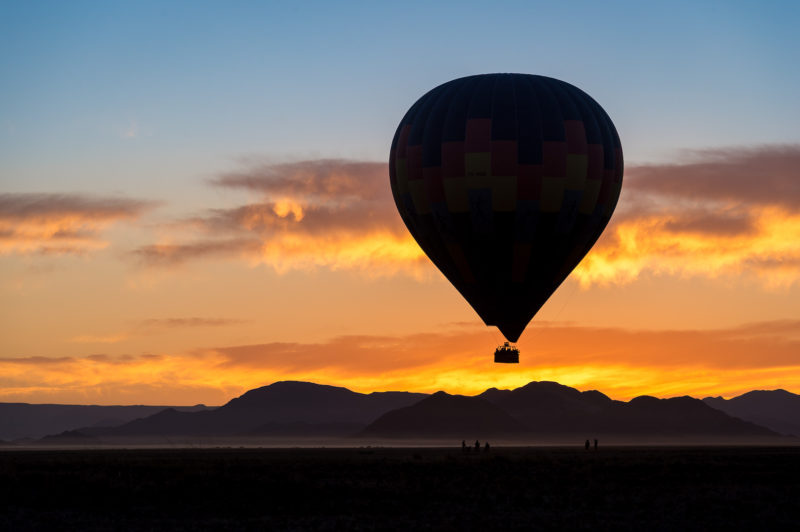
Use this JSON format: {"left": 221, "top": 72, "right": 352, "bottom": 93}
{"left": 1, "top": 0, "right": 799, "bottom": 405}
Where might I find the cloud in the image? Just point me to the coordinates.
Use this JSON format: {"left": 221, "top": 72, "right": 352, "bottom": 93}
{"left": 211, "top": 159, "right": 388, "bottom": 202}
{"left": 135, "top": 159, "right": 427, "bottom": 275}
{"left": 2, "top": 320, "right": 799, "bottom": 404}
{"left": 133, "top": 238, "right": 262, "bottom": 266}
{"left": 66, "top": 318, "right": 246, "bottom": 347}
{"left": 0, "top": 193, "right": 157, "bottom": 256}
{"left": 624, "top": 145, "right": 800, "bottom": 209}
{"left": 0, "top": 351, "right": 238, "bottom": 405}
{"left": 132, "top": 147, "right": 800, "bottom": 285}
{"left": 575, "top": 145, "right": 800, "bottom": 287}
{"left": 138, "top": 317, "right": 247, "bottom": 329}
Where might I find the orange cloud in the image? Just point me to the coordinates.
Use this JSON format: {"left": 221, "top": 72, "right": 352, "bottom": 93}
{"left": 0, "top": 193, "right": 156, "bottom": 256}
{"left": 3, "top": 320, "right": 798, "bottom": 405}
{"left": 575, "top": 205, "right": 800, "bottom": 287}
{"left": 576, "top": 145, "right": 800, "bottom": 287}
{"left": 132, "top": 147, "right": 800, "bottom": 286}
{"left": 135, "top": 160, "right": 429, "bottom": 276}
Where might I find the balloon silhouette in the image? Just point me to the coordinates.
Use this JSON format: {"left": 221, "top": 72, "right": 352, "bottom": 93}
{"left": 389, "top": 74, "right": 623, "bottom": 347}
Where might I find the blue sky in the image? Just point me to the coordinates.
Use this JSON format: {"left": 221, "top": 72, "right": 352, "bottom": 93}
{"left": 2, "top": 1, "right": 798, "bottom": 200}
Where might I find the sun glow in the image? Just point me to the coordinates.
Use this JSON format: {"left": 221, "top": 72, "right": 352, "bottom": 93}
{"left": 574, "top": 206, "right": 800, "bottom": 287}
{"left": 253, "top": 231, "right": 428, "bottom": 277}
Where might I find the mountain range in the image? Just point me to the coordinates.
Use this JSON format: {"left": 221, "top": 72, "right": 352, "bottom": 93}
{"left": 703, "top": 389, "right": 800, "bottom": 437}
{"left": 3, "top": 381, "right": 797, "bottom": 445}
{"left": 0, "top": 402, "right": 212, "bottom": 441}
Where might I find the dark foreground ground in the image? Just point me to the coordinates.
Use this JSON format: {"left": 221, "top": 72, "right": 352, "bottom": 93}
{"left": 2, "top": 446, "right": 799, "bottom": 531}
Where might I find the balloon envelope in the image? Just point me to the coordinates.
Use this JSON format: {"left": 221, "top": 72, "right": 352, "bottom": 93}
{"left": 389, "top": 74, "right": 623, "bottom": 342}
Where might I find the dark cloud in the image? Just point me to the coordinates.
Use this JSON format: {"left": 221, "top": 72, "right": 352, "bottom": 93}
{"left": 198, "top": 201, "right": 403, "bottom": 236}
{"left": 626, "top": 145, "right": 800, "bottom": 210}
{"left": 0, "top": 193, "right": 157, "bottom": 222}
{"left": 211, "top": 159, "right": 388, "bottom": 202}
{"left": 0, "top": 192, "right": 158, "bottom": 256}
{"left": 661, "top": 208, "right": 755, "bottom": 236}
{"left": 202, "top": 159, "right": 401, "bottom": 236}
{"left": 132, "top": 238, "right": 261, "bottom": 266}
{"left": 0, "top": 356, "right": 74, "bottom": 365}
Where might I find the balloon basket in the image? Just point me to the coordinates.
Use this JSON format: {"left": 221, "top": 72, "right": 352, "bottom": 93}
{"left": 494, "top": 342, "right": 519, "bottom": 364}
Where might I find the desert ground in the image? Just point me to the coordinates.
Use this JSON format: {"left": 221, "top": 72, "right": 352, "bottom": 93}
{"left": 2, "top": 446, "right": 799, "bottom": 530}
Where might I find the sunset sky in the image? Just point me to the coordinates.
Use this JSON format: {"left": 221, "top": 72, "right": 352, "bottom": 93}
{"left": 2, "top": 1, "right": 799, "bottom": 405}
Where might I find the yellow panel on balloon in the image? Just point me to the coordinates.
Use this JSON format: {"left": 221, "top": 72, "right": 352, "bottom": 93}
{"left": 443, "top": 177, "right": 470, "bottom": 213}
{"left": 579, "top": 178, "right": 601, "bottom": 214}
{"left": 540, "top": 176, "right": 566, "bottom": 212}
{"left": 565, "top": 154, "right": 588, "bottom": 190}
{"left": 394, "top": 158, "right": 409, "bottom": 195}
{"left": 408, "top": 179, "right": 431, "bottom": 214}
{"left": 491, "top": 175, "right": 517, "bottom": 212}
{"left": 465, "top": 152, "right": 490, "bottom": 178}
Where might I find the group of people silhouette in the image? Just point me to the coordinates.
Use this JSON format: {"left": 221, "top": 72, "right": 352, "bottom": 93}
{"left": 461, "top": 439, "right": 490, "bottom": 453}
{"left": 458, "top": 439, "right": 598, "bottom": 451}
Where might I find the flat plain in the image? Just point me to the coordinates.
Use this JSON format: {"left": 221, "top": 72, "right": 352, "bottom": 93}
{"left": 2, "top": 446, "right": 799, "bottom": 530}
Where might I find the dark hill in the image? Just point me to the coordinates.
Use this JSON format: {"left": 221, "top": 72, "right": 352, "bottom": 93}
{"left": 34, "top": 381, "right": 791, "bottom": 444}
{"left": 0, "top": 403, "right": 213, "bottom": 441}
{"left": 68, "top": 381, "right": 427, "bottom": 439}
{"left": 479, "top": 381, "right": 616, "bottom": 434}
{"left": 360, "top": 391, "right": 523, "bottom": 438}
{"left": 602, "top": 395, "right": 777, "bottom": 437}
{"left": 704, "top": 389, "right": 800, "bottom": 436}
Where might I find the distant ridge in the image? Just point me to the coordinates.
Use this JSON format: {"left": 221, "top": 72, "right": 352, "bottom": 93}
{"left": 12, "top": 380, "right": 797, "bottom": 445}
{"left": 52, "top": 381, "right": 426, "bottom": 441}
{"left": 703, "top": 389, "right": 800, "bottom": 436}
{"left": 364, "top": 381, "right": 779, "bottom": 442}
{"left": 360, "top": 392, "right": 524, "bottom": 438}
{"left": 0, "top": 403, "right": 212, "bottom": 441}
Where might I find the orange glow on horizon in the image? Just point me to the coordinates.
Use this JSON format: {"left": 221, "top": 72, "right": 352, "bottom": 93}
{"left": 3, "top": 321, "right": 798, "bottom": 405}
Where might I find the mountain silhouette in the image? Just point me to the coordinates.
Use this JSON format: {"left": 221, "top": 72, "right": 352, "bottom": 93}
{"left": 0, "top": 402, "right": 212, "bottom": 441}
{"left": 704, "top": 389, "right": 800, "bottom": 436}
{"left": 474, "top": 381, "right": 776, "bottom": 439}
{"left": 602, "top": 395, "right": 776, "bottom": 437}
{"left": 479, "top": 381, "right": 616, "bottom": 434}
{"left": 73, "top": 381, "right": 426, "bottom": 439}
{"left": 360, "top": 391, "right": 524, "bottom": 438}
{"left": 27, "top": 380, "right": 793, "bottom": 444}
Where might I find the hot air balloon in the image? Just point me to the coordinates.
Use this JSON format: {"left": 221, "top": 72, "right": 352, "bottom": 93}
{"left": 389, "top": 74, "right": 623, "bottom": 363}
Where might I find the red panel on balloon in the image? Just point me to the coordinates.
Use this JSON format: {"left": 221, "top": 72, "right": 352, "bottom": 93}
{"left": 543, "top": 141, "right": 567, "bottom": 177}
{"left": 564, "top": 120, "right": 588, "bottom": 154}
{"left": 441, "top": 142, "right": 465, "bottom": 179}
{"left": 517, "top": 164, "right": 542, "bottom": 201}
{"left": 407, "top": 145, "right": 423, "bottom": 181}
{"left": 491, "top": 141, "right": 518, "bottom": 176}
{"left": 465, "top": 119, "right": 491, "bottom": 152}
{"left": 423, "top": 166, "right": 445, "bottom": 203}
